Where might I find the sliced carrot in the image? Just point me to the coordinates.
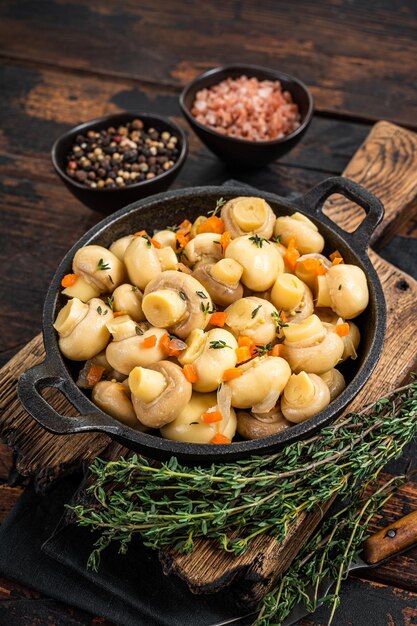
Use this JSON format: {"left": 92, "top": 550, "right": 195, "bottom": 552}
{"left": 159, "top": 333, "right": 171, "bottom": 354}
{"left": 197, "top": 215, "right": 225, "bottom": 235}
{"left": 300, "top": 258, "right": 327, "bottom": 275}
{"left": 235, "top": 346, "right": 252, "bottom": 363}
{"left": 211, "top": 433, "right": 231, "bottom": 444}
{"left": 336, "top": 322, "right": 350, "bottom": 337}
{"left": 178, "top": 219, "right": 192, "bottom": 232}
{"left": 176, "top": 262, "right": 192, "bottom": 274}
{"left": 238, "top": 336, "right": 254, "bottom": 348}
{"left": 329, "top": 250, "right": 343, "bottom": 261}
{"left": 176, "top": 231, "right": 191, "bottom": 250}
{"left": 223, "top": 368, "right": 243, "bottom": 381}
{"left": 315, "top": 263, "right": 328, "bottom": 275}
{"left": 332, "top": 256, "right": 344, "bottom": 266}
{"left": 133, "top": 230, "right": 148, "bottom": 237}
{"left": 270, "top": 344, "right": 282, "bottom": 357}
{"left": 210, "top": 311, "right": 227, "bottom": 327}
{"left": 280, "top": 310, "right": 288, "bottom": 323}
{"left": 220, "top": 230, "right": 232, "bottom": 253}
{"left": 150, "top": 238, "right": 161, "bottom": 249}
{"left": 113, "top": 310, "right": 129, "bottom": 317}
{"left": 284, "top": 238, "right": 300, "bottom": 271}
{"left": 86, "top": 364, "right": 105, "bottom": 386}
{"left": 202, "top": 410, "right": 223, "bottom": 424}
{"left": 61, "top": 273, "right": 78, "bottom": 288}
{"left": 183, "top": 364, "right": 198, "bottom": 383}
{"left": 143, "top": 335, "right": 157, "bottom": 349}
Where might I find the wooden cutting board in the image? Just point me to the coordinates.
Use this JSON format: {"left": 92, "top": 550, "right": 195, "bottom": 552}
{"left": 1, "top": 120, "right": 417, "bottom": 605}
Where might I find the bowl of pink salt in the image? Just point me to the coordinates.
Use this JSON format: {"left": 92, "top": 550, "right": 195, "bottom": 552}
{"left": 180, "top": 64, "right": 313, "bottom": 167}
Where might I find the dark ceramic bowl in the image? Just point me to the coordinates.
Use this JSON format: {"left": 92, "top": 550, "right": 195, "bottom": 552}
{"left": 180, "top": 64, "right": 314, "bottom": 167}
{"left": 51, "top": 112, "right": 188, "bottom": 213}
{"left": 18, "top": 177, "right": 386, "bottom": 463}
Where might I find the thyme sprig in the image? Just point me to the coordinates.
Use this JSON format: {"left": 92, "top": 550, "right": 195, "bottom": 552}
{"left": 70, "top": 381, "right": 417, "bottom": 578}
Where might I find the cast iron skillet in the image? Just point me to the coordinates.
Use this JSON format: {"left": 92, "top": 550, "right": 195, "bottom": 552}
{"left": 18, "top": 177, "right": 386, "bottom": 462}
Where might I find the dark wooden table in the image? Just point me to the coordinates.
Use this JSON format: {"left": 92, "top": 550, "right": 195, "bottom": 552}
{"left": 1, "top": 1, "right": 417, "bottom": 624}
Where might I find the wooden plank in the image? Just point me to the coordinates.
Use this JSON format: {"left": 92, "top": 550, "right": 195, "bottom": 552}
{"left": 1, "top": 1, "right": 417, "bottom": 126}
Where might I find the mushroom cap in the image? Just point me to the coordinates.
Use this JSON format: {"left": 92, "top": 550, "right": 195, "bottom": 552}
{"left": 225, "top": 296, "right": 278, "bottom": 344}
{"left": 105, "top": 325, "right": 167, "bottom": 375}
{"left": 320, "top": 368, "right": 346, "bottom": 401}
{"left": 281, "top": 372, "right": 330, "bottom": 423}
{"left": 124, "top": 235, "right": 162, "bottom": 290}
{"left": 183, "top": 232, "right": 223, "bottom": 265}
{"left": 225, "top": 235, "right": 283, "bottom": 291}
{"left": 221, "top": 196, "right": 276, "bottom": 239}
{"left": 226, "top": 356, "right": 291, "bottom": 409}
{"left": 274, "top": 213, "right": 325, "bottom": 254}
{"left": 58, "top": 297, "right": 113, "bottom": 361}
{"left": 281, "top": 327, "right": 344, "bottom": 374}
{"left": 112, "top": 283, "right": 145, "bottom": 322}
{"left": 91, "top": 380, "right": 142, "bottom": 429}
{"left": 192, "top": 262, "right": 244, "bottom": 307}
{"left": 72, "top": 245, "right": 125, "bottom": 293}
{"left": 143, "top": 270, "right": 213, "bottom": 339}
{"left": 237, "top": 407, "right": 291, "bottom": 440}
{"left": 327, "top": 264, "right": 369, "bottom": 319}
{"left": 131, "top": 361, "right": 192, "bottom": 428}
{"left": 161, "top": 391, "right": 237, "bottom": 443}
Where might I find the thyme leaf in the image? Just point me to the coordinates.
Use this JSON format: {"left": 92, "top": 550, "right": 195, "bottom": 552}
{"left": 251, "top": 304, "right": 262, "bottom": 318}
{"left": 209, "top": 340, "right": 232, "bottom": 349}
{"left": 249, "top": 234, "right": 269, "bottom": 248}
{"left": 97, "top": 258, "right": 111, "bottom": 271}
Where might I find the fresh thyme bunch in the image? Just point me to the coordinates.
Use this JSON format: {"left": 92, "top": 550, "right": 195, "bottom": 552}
{"left": 70, "top": 381, "right": 417, "bottom": 577}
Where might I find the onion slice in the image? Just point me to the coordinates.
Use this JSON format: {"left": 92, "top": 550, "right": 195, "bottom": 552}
{"left": 251, "top": 389, "right": 280, "bottom": 414}
{"left": 217, "top": 383, "right": 232, "bottom": 428}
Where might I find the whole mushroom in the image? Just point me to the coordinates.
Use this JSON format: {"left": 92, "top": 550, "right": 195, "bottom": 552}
{"left": 109, "top": 235, "right": 134, "bottom": 261}
{"left": 273, "top": 212, "right": 324, "bottom": 254}
{"left": 225, "top": 356, "right": 291, "bottom": 409}
{"left": 105, "top": 315, "right": 167, "bottom": 375}
{"left": 54, "top": 297, "right": 112, "bottom": 361}
{"left": 91, "top": 380, "right": 143, "bottom": 429}
{"left": 183, "top": 232, "right": 223, "bottom": 266}
{"left": 124, "top": 235, "right": 162, "bottom": 290}
{"left": 72, "top": 245, "right": 125, "bottom": 293}
{"left": 161, "top": 391, "right": 237, "bottom": 443}
{"left": 280, "top": 314, "right": 344, "bottom": 374}
{"left": 281, "top": 372, "right": 331, "bottom": 423}
{"left": 320, "top": 368, "right": 346, "bottom": 401}
{"left": 237, "top": 407, "right": 291, "bottom": 440}
{"left": 178, "top": 328, "right": 238, "bottom": 392}
{"left": 112, "top": 283, "right": 146, "bottom": 322}
{"left": 225, "top": 234, "right": 283, "bottom": 291}
{"left": 192, "top": 258, "right": 244, "bottom": 307}
{"left": 225, "top": 296, "right": 278, "bottom": 345}
{"left": 315, "top": 264, "right": 369, "bottom": 319}
{"left": 142, "top": 270, "right": 213, "bottom": 339}
{"left": 129, "top": 360, "right": 192, "bottom": 428}
{"left": 221, "top": 196, "right": 276, "bottom": 239}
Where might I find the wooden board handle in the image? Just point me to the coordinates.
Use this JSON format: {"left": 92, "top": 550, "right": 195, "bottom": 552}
{"left": 363, "top": 509, "right": 417, "bottom": 565}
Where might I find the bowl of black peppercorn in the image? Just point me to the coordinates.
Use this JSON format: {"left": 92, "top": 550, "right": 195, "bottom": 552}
{"left": 51, "top": 112, "right": 188, "bottom": 213}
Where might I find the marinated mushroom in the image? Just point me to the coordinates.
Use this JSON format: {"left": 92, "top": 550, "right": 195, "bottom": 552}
{"left": 72, "top": 245, "right": 125, "bottom": 293}
{"left": 320, "top": 368, "right": 346, "bottom": 401}
{"left": 226, "top": 234, "right": 283, "bottom": 291}
{"left": 294, "top": 254, "right": 331, "bottom": 290}
{"left": 54, "top": 297, "right": 112, "bottom": 361}
{"left": 274, "top": 213, "right": 324, "bottom": 254}
{"left": 178, "top": 328, "right": 238, "bottom": 392}
{"left": 183, "top": 232, "right": 223, "bottom": 265}
{"left": 61, "top": 275, "right": 101, "bottom": 302}
{"left": 129, "top": 360, "right": 192, "bottom": 428}
{"left": 221, "top": 196, "right": 276, "bottom": 239}
{"left": 112, "top": 284, "right": 145, "bottom": 322}
{"left": 280, "top": 314, "right": 344, "bottom": 374}
{"left": 270, "top": 273, "right": 314, "bottom": 322}
{"left": 157, "top": 246, "right": 179, "bottom": 271}
{"left": 281, "top": 372, "right": 330, "bottom": 423}
{"left": 161, "top": 392, "right": 237, "bottom": 443}
{"left": 142, "top": 270, "right": 213, "bottom": 339}
{"left": 316, "top": 312, "right": 361, "bottom": 361}
{"left": 109, "top": 235, "right": 134, "bottom": 261}
{"left": 192, "top": 258, "right": 244, "bottom": 306}
{"left": 91, "top": 380, "right": 142, "bottom": 429}
{"left": 225, "top": 356, "right": 291, "bottom": 409}
{"left": 105, "top": 315, "right": 166, "bottom": 375}
{"left": 152, "top": 229, "right": 177, "bottom": 250}
{"left": 124, "top": 235, "right": 162, "bottom": 290}
{"left": 236, "top": 407, "right": 291, "bottom": 440}
{"left": 316, "top": 264, "right": 369, "bottom": 319}
{"left": 225, "top": 296, "right": 278, "bottom": 344}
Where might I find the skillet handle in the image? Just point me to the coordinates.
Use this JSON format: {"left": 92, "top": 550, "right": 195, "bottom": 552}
{"left": 299, "top": 176, "right": 385, "bottom": 253}
{"left": 17, "top": 362, "right": 111, "bottom": 435}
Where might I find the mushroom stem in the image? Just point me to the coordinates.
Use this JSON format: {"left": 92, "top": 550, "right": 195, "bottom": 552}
{"left": 316, "top": 275, "right": 332, "bottom": 307}
{"left": 53, "top": 298, "right": 88, "bottom": 337}
{"left": 129, "top": 366, "right": 167, "bottom": 403}
{"left": 271, "top": 273, "right": 304, "bottom": 311}
{"left": 210, "top": 258, "right": 243, "bottom": 285}
{"left": 142, "top": 289, "right": 188, "bottom": 327}
{"left": 106, "top": 315, "right": 139, "bottom": 341}
{"left": 232, "top": 198, "right": 268, "bottom": 231}
{"left": 283, "top": 372, "right": 315, "bottom": 405}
